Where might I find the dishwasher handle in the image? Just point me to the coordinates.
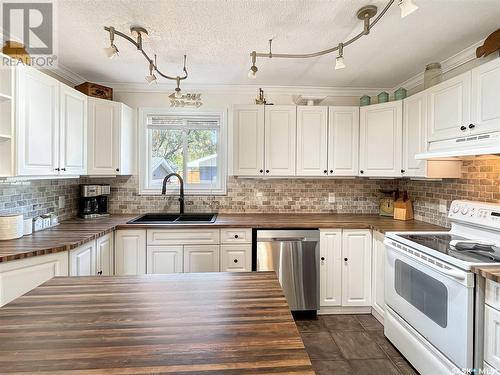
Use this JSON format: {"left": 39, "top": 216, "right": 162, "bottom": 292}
{"left": 269, "top": 237, "right": 306, "bottom": 242}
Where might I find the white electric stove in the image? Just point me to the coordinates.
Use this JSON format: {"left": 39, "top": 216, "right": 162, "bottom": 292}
{"left": 384, "top": 200, "right": 500, "bottom": 375}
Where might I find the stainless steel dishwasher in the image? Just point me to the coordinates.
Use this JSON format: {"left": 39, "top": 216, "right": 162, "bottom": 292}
{"left": 256, "top": 230, "right": 320, "bottom": 311}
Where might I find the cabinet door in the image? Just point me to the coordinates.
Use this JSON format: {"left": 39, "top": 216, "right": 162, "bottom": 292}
{"left": 359, "top": 101, "right": 402, "bottom": 177}
{"left": 87, "top": 97, "right": 120, "bottom": 175}
{"left": 0, "top": 252, "right": 68, "bottom": 307}
{"left": 371, "top": 231, "right": 385, "bottom": 319}
{"left": 69, "top": 241, "right": 96, "bottom": 276}
{"left": 233, "top": 105, "right": 265, "bottom": 176}
{"left": 96, "top": 233, "right": 113, "bottom": 276}
{"left": 471, "top": 58, "right": 500, "bottom": 134}
{"left": 265, "top": 105, "right": 296, "bottom": 176}
{"left": 220, "top": 244, "right": 252, "bottom": 272}
{"left": 183, "top": 245, "right": 220, "bottom": 273}
{"left": 403, "top": 92, "right": 427, "bottom": 177}
{"left": 328, "top": 106, "right": 359, "bottom": 176}
{"left": 296, "top": 106, "right": 328, "bottom": 176}
{"left": 146, "top": 246, "right": 183, "bottom": 274}
{"left": 16, "top": 66, "right": 59, "bottom": 176}
{"left": 118, "top": 104, "right": 135, "bottom": 175}
{"left": 59, "top": 84, "right": 87, "bottom": 175}
{"left": 485, "top": 305, "right": 500, "bottom": 370}
{"left": 114, "top": 230, "right": 146, "bottom": 275}
{"left": 319, "top": 230, "right": 342, "bottom": 307}
{"left": 427, "top": 71, "right": 471, "bottom": 142}
{"left": 342, "top": 230, "right": 372, "bottom": 306}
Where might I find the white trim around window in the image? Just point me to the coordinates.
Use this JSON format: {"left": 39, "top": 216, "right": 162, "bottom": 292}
{"left": 138, "top": 107, "right": 228, "bottom": 195}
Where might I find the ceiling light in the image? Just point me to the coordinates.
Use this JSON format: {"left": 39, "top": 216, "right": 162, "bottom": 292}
{"left": 335, "top": 43, "right": 345, "bottom": 70}
{"left": 174, "top": 77, "right": 183, "bottom": 98}
{"left": 145, "top": 62, "right": 157, "bottom": 84}
{"left": 398, "top": 0, "right": 418, "bottom": 18}
{"left": 104, "top": 26, "right": 119, "bottom": 58}
{"left": 248, "top": 51, "right": 258, "bottom": 79}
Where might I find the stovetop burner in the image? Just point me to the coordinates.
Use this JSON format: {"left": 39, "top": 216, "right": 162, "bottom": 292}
{"left": 398, "top": 233, "right": 500, "bottom": 264}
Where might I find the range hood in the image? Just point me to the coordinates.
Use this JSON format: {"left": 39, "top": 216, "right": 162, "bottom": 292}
{"left": 416, "top": 131, "right": 500, "bottom": 160}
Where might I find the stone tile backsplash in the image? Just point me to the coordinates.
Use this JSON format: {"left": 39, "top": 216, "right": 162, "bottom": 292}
{"left": 1, "top": 159, "right": 498, "bottom": 228}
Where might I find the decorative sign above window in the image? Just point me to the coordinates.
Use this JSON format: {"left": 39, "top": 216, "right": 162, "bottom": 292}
{"left": 169, "top": 93, "right": 203, "bottom": 108}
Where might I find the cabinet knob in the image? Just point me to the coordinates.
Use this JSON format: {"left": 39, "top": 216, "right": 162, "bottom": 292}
{"left": 97, "top": 271, "right": 103, "bottom": 275}
{"left": 54, "top": 168, "right": 60, "bottom": 171}
{"left": 401, "top": 169, "right": 405, "bottom": 174}
{"left": 460, "top": 125, "right": 467, "bottom": 131}
{"left": 469, "top": 124, "right": 475, "bottom": 129}
{"left": 115, "top": 168, "right": 120, "bottom": 172}
{"left": 344, "top": 257, "right": 348, "bottom": 262}
{"left": 321, "top": 257, "right": 325, "bottom": 261}
{"left": 233, "top": 259, "right": 238, "bottom": 263}
{"left": 234, "top": 234, "right": 239, "bottom": 239}
{"left": 360, "top": 170, "right": 364, "bottom": 174}
{"left": 265, "top": 170, "right": 269, "bottom": 173}
{"left": 323, "top": 170, "right": 328, "bottom": 174}
{"left": 329, "top": 170, "right": 333, "bottom": 174}
{"left": 61, "top": 168, "right": 66, "bottom": 171}
{"left": 259, "top": 169, "right": 264, "bottom": 173}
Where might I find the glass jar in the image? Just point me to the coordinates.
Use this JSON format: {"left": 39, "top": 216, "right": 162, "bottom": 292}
{"left": 424, "top": 63, "right": 442, "bottom": 89}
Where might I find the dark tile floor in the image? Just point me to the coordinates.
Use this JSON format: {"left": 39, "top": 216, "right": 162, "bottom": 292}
{"left": 294, "top": 314, "right": 419, "bottom": 375}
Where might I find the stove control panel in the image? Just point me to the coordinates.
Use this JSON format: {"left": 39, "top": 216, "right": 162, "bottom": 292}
{"left": 449, "top": 200, "right": 500, "bottom": 229}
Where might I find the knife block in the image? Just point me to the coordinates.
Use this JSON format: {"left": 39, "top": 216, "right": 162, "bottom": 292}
{"left": 393, "top": 199, "right": 414, "bottom": 221}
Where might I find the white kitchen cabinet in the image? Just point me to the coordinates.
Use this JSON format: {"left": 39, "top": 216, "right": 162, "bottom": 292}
{"left": 427, "top": 71, "right": 471, "bottom": 142}
{"left": 87, "top": 97, "right": 135, "bottom": 175}
{"left": 0, "top": 252, "right": 68, "bottom": 307}
{"left": 328, "top": 106, "right": 359, "bottom": 176}
{"left": 96, "top": 233, "right": 114, "bottom": 276}
{"left": 485, "top": 305, "right": 500, "bottom": 371}
{"left": 147, "top": 245, "right": 183, "bottom": 274}
{"left": 471, "top": 57, "right": 500, "bottom": 134}
{"left": 15, "top": 66, "right": 59, "bottom": 176}
{"left": 342, "top": 230, "right": 372, "bottom": 306}
{"left": 220, "top": 228, "right": 252, "bottom": 244}
{"left": 265, "top": 105, "right": 296, "bottom": 176}
{"left": 359, "top": 101, "right": 402, "bottom": 177}
{"left": 183, "top": 245, "right": 220, "bottom": 273}
{"left": 319, "top": 230, "right": 342, "bottom": 307}
{"left": 220, "top": 244, "right": 252, "bottom": 272}
{"left": 403, "top": 92, "right": 427, "bottom": 177}
{"left": 371, "top": 231, "right": 385, "bottom": 321}
{"left": 115, "top": 230, "right": 146, "bottom": 275}
{"left": 147, "top": 229, "right": 220, "bottom": 246}
{"left": 296, "top": 106, "right": 328, "bottom": 176}
{"left": 59, "top": 84, "right": 87, "bottom": 175}
{"left": 233, "top": 105, "right": 265, "bottom": 176}
{"left": 69, "top": 241, "right": 97, "bottom": 276}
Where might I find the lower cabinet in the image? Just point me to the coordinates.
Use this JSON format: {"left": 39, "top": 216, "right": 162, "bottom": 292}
{"left": 69, "top": 241, "right": 96, "bottom": 276}
{"left": 147, "top": 246, "right": 183, "bottom": 274}
{"left": 371, "top": 231, "right": 386, "bottom": 321}
{"left": 320, "top": 229, "right": 372, "bottom": 309}
{"left": 220, "top": 244, "right": 252, "bottom": 272}
{"left": 0, "top": 252, "right": 68, "bottom": 307}
{"left": 485, "top": 280, "right": 500, "bottom": 373}
{"left": 184, "top": 245, "right": 220, "bottom": 273}
{"left": 115, "top": 230, "right": 146, "bottom": 275}
{"left": 96, "top": 233, "right": 114, "bottom": 276}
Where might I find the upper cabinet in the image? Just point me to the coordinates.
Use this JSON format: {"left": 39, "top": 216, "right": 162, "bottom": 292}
{"left": 87, "top": 97, "right": 135, "bottom": 176}
{"left": 233, "top": 105, "right": 265, "bottom": 176}
{"left": 359, "top": 101, "right": 402, "bottom": 177}
{"left": 471, "top": 57, "right": 500, "bottom": 134}
{"left": 328, "top": 106, "right": 359, "bottom": 176}
{"left": 265, "top": 105, "right": 296, "bottom": 176}
{"left": 296, "top": 106, "right": 328, "bottom": 176}
{"left": 403, "top": 91, "right": 427, "bottom": 177}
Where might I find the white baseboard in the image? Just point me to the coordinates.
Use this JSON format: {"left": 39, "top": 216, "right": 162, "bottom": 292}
{"left": 318, "top": 306, "right": 372, "bottom": 315}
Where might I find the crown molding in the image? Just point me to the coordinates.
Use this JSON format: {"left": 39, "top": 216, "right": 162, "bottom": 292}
{"left": 52, "top": 63, "right": 87, "bottom": 86}
{"left": 94, "top": 82, "right": 390, "bottom": 97}
{"left": 392, "top": 38, "right": 486, "bottom": 91}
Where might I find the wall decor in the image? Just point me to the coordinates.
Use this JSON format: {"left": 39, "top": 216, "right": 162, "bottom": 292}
{"left": 255, "top": 88, "right": 267, "bottom": 105}
{"left": 424, "top": 62, "right": 442, "bottom": 89}
{"left": 377, "top": 91, "right": 389, "bottom": 103}
{"left": 394, "top": 87, "right": 407, "bottom": 100}
{"left": 476, "top": 29, "right": 500, "bottom": 58}
{"left": 360, "top": 95, "right": 371, "bottom": 106}
{"left": 169, "top": 92, "right": 203, "bottom": 108}
{"left": 75, "top": 82, "right": 113, "bottom": 100}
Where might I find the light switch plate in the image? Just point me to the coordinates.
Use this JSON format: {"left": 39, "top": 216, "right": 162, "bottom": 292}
{"left": 439, "top": 199, "right": 447, "bottom": 213}
{"left": 328, "top": 193, "right": 336, "bottom": 203}
{"left": 58, "top": 196, "right": 65, "bottom": 209}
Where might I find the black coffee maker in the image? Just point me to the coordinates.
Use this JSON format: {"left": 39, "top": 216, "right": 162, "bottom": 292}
{"left": 79, "top": 185, "right": 110, "bottom": 219}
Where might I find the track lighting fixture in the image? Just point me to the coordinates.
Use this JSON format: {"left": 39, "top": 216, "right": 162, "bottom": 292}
{"left": 335, "top": 43, "right": 345, "bottom": 70}
{"left": 247, "top": 0, "right": 418, "bottom": 77}
{"left": 398, "top": 0, "right": 418, "bottom": 18}
{"left": 104, "top": 25, "right": 188, "bottom": 91}
{"left": 174, "top": 77, "right": 182, "bottom": 98}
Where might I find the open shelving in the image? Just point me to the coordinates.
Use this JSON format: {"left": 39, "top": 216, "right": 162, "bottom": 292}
{"left": 0, "top": 53, "right": 14, "bottom": 177}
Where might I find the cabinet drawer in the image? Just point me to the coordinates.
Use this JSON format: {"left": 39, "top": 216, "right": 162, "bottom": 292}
{"left": 220, "top": 245, "right": 252, "bottom": 272}
{"left": 486, "top": 280, "right": 500, "bottom": 310}
{"left": 485, "top": 305, "right": 500, "bottom": 370}
{"left": 147, "top": 229, "right": 220, "bottom": 245}
{"left": 220, "top": 228, "right": 252, "bottom": 244}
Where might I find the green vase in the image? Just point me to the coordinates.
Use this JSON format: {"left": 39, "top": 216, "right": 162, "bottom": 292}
{"left": 377, "top": 91, "right": 389, "bottom": 103}
{"left": 360, "top": 95, "right": 371, "bottom": 106}
{"left": 394, "top": 87, "right": 407, "bottom": 100}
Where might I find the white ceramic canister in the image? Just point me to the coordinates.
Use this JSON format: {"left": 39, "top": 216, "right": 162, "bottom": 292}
{"left": 0, "top": 214, "right": 24, "bottom": 240}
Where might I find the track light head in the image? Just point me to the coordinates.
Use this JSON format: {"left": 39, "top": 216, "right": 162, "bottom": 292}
{"left": 145, "top": 62, "right": 157, "bottom": 84}
{"left": 335, "top": 43, "right": 345, "bottom": 70}
{"left": 104, "top": 44, "right": 119, "bottom": 59}
{"left": 174, "top": 76, "right": 182, "bottom": 98}
{"left": 248, "top": 65, "right": 258, "bottom": 79}
{"left": 398, "top": 0, "right": 418, "bottom": 18}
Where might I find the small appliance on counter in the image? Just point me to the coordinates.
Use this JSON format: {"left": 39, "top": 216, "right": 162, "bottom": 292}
{"left": 79, "top": 184, "right": 111, "bottom": 219}
{"left": 379, "top": 189, "right": 397, "bottom": 216}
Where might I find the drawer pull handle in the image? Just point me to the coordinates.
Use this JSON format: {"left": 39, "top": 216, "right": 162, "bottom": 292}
{"left": 344, "top": 258, "right": 348, "bottom": 262}
{"left": 321, "top": 257, "right": 325, "bottom": 261}
{"left": 234, "top": 234, "right": 239, "bottom": 239}
{"left": 233, "top": 259, "right": 238, "bottom": 263}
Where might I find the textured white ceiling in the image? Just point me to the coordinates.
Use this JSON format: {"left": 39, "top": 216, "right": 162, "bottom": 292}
{"left": 57, "top": 0, "right": 500, "bottom": 88}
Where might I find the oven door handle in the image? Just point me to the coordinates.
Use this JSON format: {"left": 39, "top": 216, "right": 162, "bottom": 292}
{"left": 441, "top": 268, "right": 466, "bottom": 281}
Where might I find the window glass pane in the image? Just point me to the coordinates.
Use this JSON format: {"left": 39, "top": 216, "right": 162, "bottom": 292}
{"left": 186, "top": 128, "right": 218, "bottom": 186}
{"left": 394, "top": 259, "right": 448, "bottom": 328}
{"left": 151, "top": 128, "right": 184, "bottom": 185}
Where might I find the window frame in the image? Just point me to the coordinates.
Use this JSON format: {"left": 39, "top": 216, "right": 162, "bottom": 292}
{"left": 138, "top": 107, "right": 227, "bottom": 196}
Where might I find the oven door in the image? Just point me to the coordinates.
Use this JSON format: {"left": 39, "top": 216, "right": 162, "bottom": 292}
{"left": 385, "top": 239, "right": 474, "bottom": 369}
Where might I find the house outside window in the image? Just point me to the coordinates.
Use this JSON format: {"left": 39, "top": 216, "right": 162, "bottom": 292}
{"left": 139, "top": 108, "right": 227, "bottom": 195}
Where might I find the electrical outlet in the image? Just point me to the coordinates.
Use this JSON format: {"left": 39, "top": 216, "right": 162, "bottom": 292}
{"left": 328, "top": 193, "right": 336, "bottom": 204}
{"left": 256, "top": 192, "right": 263, "bottom": 198}
{"left": 58, "top": 196, "right": 65, "bottom": 209}
{"left": 439, "top": 199, "right": 447, "bottom": 213}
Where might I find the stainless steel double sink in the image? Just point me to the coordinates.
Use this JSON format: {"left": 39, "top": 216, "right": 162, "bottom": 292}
{"left": 127, "top": 213, "right": 217, "bottom": 224}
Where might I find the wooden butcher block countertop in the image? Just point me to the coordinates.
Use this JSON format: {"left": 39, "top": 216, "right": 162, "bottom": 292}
{"left": 470, "top": 265, "right": 500, "bottom": 283}
{"left": 0, "top": 272, "right": 314, "bottom": 374}
{"left": 0, "top": 213, "right": 447, "bottom": 263}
